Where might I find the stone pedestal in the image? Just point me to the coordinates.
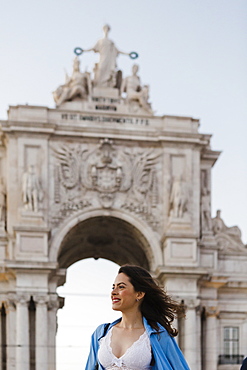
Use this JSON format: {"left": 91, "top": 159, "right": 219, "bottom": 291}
{"left": 93, "top": 87, "right": 119, "bottom": 98}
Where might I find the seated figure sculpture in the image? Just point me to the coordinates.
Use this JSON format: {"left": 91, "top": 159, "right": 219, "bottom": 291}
{"left": 121, "top": 64, "right": 153, "bottom": 114}
{"left": 53, "top": 57, "right": 91, "bottom": 106}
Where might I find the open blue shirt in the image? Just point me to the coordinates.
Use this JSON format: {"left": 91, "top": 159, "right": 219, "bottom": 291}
{"left": 85, "top": 317, "right": 190, "bottom": 370}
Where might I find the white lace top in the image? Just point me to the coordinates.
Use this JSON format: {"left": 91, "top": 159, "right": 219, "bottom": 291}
{"left": 98, "top": 327, "right": 152, "bottom": 370}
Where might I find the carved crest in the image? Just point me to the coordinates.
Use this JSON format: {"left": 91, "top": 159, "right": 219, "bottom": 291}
{"left": 52, "top": 139, "right": 161, "bottom": 228}
{"left": 88, "top": 139, "right": 123, "bottom": 208}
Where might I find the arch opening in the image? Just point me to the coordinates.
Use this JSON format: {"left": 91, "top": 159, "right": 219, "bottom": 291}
{"left": 57, "top": 216, "right": 152, "bottom": 270}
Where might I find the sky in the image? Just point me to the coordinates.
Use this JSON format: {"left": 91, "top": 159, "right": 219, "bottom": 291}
{"left": 1, "top": 0, "right": 247, "bottom": 368}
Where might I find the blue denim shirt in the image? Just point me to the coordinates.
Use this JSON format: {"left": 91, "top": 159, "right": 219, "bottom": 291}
{"left": 85, "top": 317, "right": 190, "bottom": 370}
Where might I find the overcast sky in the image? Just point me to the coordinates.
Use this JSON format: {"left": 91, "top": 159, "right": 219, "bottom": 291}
{"left": 1, "top": 0, "right": 247, "bottom": 368}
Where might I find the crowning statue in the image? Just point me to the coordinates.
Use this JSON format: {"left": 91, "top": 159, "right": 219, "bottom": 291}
{"left": 83, "top": 24, "right": 129, "bottom": 88}
{"left": 121, "top": 64, "right": 153, "bottom": 114}
{"left": 53, "top": 57, "right": 91, "bottom": 106}
{"left": 53, "top": 25, "right": 153, "bottom": 115}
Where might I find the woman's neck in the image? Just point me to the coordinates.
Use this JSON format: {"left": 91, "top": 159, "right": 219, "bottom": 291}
{"left": 118, "top": 311, "right": 144, "bottom": 329}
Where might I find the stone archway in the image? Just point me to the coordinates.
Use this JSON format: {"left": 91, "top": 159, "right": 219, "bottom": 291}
{"left": 50, "top": 209, "right": 163, "bottom": 272}
{"left": 58, "top": 216, "right": 151, "bottom": 270}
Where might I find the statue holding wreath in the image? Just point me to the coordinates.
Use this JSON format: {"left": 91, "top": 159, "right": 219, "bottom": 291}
{"left": 74, "top": 24, "right": 138, "bottom": 88}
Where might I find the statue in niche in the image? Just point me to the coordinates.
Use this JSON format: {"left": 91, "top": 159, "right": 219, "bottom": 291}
{"left": 81, "top": 24, "right": 136, "bottom": 88}
{"left": 22, "top": 165, "right": 43, "bottom": 212}
{"left": 121, "top": 64, "right": 153, "bottom": 114}
{"left": 201, "top": 188, "right": 212, "bottom": 232}
{"left": 53, "top": 57, "right": 91, "bottom": 106}
{"left": 0, "top": 179, "right": 6, "bottom": 224}
{"left": 169, "top": 176, "right": 188, "bottom": 218}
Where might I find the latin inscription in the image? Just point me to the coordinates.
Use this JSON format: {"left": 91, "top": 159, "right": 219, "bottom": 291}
{"left": 61, "top": 113, "right": 149, "bottom": 126}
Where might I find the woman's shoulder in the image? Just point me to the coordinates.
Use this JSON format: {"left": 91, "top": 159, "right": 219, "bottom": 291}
{"left": 143, "top": 317, "right": 170, "bottom": 336}
{"left": 93, "top": 323, "right": 109, "bottom": 336}
{"left": 93, "top": 318, "right": 121, "bottom": 338}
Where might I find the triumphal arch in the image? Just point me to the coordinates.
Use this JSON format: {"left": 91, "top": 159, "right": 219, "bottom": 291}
{"left": 0, "top": 26, "right": 246, "bottom": 370}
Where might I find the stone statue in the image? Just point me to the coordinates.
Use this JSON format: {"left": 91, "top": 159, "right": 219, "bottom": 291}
{"left": 201, "top": 188, "right": 212, "bottom": 231}
{"left": 22, "top": 165, "right": 42, "bottom": 212}
{"left": 169, "top": 176, "right": 188, "bottom": 218}
{"left": 121, "top": 64, "right": 153, "bottom": 114}
{"left": 53, "top": 57, "right": 91, "bottom": 106}
{"left": 212, "top": 210, "right": 242, "bottom": 242}
{"left": 0, "top": 179, "right": 6, "bottom": 223}
{"left": 212, "top": 210, "right": 246, "bottom": 251}
{"left": 83, "top": 24, "right": 130, "bottom": 88}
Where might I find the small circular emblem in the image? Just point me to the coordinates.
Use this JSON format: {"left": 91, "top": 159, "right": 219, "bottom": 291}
{"left": 74, "top": 47, "right": 83, "bottom": 56}
{"left": 129, "top": 52, "right": 139, "bottom": 60}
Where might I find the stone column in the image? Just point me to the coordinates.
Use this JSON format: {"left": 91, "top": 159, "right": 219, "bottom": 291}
{"left": 47, "top": 296, "right": 61, "bottom": 370}
{"left": 35, "top": 296, "right": 48, "bottom": 370}
{"left": 16, "top": 296, "right": 30, "bottom": 370}
{"left": 205, "top": 307, "right": 218, "bottom": 370}
{"left": 183, "top": 300, "right": 198, "bottom": 370}
{"left": 173, "top": 317, "right": 178, "bottom": 343}
{"left": 6, "top": 297, "right": 16, "bottom": 370}
{"left": 0, "top": 303, "right": 2, "bottom": 368}
{"left": 196, "top": 306, "right": 202, "bottom": 370}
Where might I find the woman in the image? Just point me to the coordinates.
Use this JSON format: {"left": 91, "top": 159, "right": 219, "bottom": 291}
{"left": 85, "top": 265, "right": 190, "bottom": 370}
{"left": 241, "top": 357, "right": 247, "bottom": 370}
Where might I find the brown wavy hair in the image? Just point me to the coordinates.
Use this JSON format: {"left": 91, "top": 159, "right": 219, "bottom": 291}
{"left": 118, "top": 264, "right": 185, "bottom": 337}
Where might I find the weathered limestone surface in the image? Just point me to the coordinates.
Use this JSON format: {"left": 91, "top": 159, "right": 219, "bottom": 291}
{"left": 0, "top": 26, "right": 246, "bottom": 370}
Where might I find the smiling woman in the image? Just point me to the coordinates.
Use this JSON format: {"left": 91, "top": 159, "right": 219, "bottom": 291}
{"left": 85, "top": 265, "right": 190, "bottom": 370}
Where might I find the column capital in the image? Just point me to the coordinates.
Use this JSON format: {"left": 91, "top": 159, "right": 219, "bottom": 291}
{"left": 4, "top": 293, "right": 17, "bottom": 309}
{"left": 206, "top": 306, "right": 219, "bottom": 317}
{"left": 183, "top": 298, "right": 201, "bottom": 310}
{"left": 47, "top": 295, "right": 60, "bottom": 310}
{"left": 33, "top": 295, "right": 49, "bottom": 305}
{"left": 16, "top": 294, "right": 30, "bottom": 306}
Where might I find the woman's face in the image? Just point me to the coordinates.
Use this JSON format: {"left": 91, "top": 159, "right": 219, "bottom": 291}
{"left": 111, "top": 272, "right": 143, "bottom": 312}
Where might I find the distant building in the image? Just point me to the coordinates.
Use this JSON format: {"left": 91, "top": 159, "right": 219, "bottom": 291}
{"left": 0, "top": 26, "right": 246, "bottom": 370}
